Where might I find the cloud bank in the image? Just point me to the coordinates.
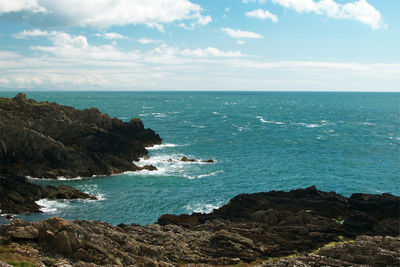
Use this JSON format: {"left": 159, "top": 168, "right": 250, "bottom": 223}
{"left": 0, "top": 0, "right": 211, "bottom": 29}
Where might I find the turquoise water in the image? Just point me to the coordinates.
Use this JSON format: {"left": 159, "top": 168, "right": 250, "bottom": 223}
{"left": 1, "top": 91, "right": 399, "bottom": 225}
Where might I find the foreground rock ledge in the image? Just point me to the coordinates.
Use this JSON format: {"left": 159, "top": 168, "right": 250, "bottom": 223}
{"left": 0, "top": 186, "right": 398, "bottom": 266}
{"left": 0, "top": 93, "right": 162, "bottom": 179}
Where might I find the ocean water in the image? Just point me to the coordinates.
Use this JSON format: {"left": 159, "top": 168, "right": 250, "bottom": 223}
{"left": 0, "top": 91, "right": 399, "bottom": 225}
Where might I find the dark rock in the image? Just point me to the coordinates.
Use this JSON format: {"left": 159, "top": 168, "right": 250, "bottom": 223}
{"left": 344, "top": 193, "right": 400, "bottom": 236}
{"left": 0, "top": 176, "right": 96, "bottom": 214}
{"left": 180, "top": 156, "right": 197, "bottom": 162}
{"left": 138, "top": 165, "right": 158, "bottom": 171}
{"left": 0, "top": 187, "right": 399, "bottom": 266}
{"left": 0, "top": 93, "right": 162, "bottom": 179}
{"left": 202, "top": 159, "right": 214, "bottom": 163}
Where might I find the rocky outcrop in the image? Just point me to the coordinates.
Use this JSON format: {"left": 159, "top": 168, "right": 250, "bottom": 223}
{"left": 0, "top": 176, "right": 97, "bottom": 214}
{"left": 0, "top": 187, "right": 398, "bottom": 266}
{"left": 0, "top": 93, "right": 162, "bottom": 179}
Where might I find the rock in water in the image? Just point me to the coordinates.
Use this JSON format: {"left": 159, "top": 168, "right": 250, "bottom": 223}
{"left": 0, "top": 93, "right": 162, "bottom": 178}
{"left": 0, "top": 176, "right": 97, "bottom": 214}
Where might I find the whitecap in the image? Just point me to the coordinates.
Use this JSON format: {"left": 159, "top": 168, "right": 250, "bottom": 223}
{"left": 124, "top": 167, "right": 169, "bottom": 177}
{"left": 36, "top": 199, "right": 69, "bottom": 213}
{"left": 186, "top": 170, "right": 224, "bottom": 180}
{"left": 151, "top": 112, "right": 166, "bottom": 118}
{"left": 258, "top": 116, "right": 286, "bottom": 125}
{"left": 146, "top": 143, "right": 180, "bottom": 150}
{"left": 359, "top": 122, "right": 376, "bottom": 126}
{"left": 184, "top": 202, "right": 224, "bottom": 214}
{"left": 212, "top": 112, "right": 219, "bottom": 115}
{"left": 293, "top": 122, "right": 322, "bottom": 128}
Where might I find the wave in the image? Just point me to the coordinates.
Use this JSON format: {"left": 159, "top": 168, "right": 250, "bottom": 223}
{"left": 146, "top": 143, "right": 180, "bottom": 150}
{"left": 257, "top": 116, "right": 286, "bottom": 125}
{"left": 129, "top": 154, "right": 218, "bottom": 178}
{"left": 27, "top": 175, "right": 105, "bottom": 181}
{"left": 36, "top": 199, "right": 70, "bottom": 213}
{"left": 292, "top": 120, "right": 332, "bottom": 128}
{"left": 186, "top": 170, "right": 224, "bottom": 180}
{"left": 151, "top": 112, "right": 166, "bottom": 118}
{"left": 359, "top": 122, "right": 376, "bottom": 126}
{"left": 79, "top": 184, "right": 106, "bottom": 201}
{"left": 184, "top": 201, "right": 224, "bottom": 214}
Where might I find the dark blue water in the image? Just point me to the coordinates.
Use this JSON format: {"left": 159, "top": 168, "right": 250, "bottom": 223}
{"left": 1, "top": 91, "right": 399, "bottom": 225}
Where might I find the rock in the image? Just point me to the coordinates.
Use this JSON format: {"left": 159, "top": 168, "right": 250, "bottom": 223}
{"left": 344, "top": 193, "right": 400, "bottom": 236}
{"left": 202, "top": 159, "right": 214, "bottom": 163}
{"left": 0, "top": 187, "right": 399, "bottom": 266}
{"left": 138, "top": 165, "right": 158, "bottom": 171}
{"left": 0, "top": 176, "right": 97, "bottom": 214}
{"left": 0, "top": 93, "right": 162, "bottom": 179}
{"left": 180, "top": 157, "right": 197, "bottom": 162}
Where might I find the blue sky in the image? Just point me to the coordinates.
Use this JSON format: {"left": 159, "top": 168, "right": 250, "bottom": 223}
{"left": 0, "top": 0, "right": 399, "bottom": 91}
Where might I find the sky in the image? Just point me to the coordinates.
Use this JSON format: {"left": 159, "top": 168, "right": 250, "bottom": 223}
{"left": 0, "top": 0, "right": 399, "bottom": 91}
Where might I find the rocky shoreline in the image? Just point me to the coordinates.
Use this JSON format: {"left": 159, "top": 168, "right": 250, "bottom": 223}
{"left": 1, "top": 94, "right": 399, "bottom": 266}
{"left": 0, "top": 93, "right": 161, "bottom": 179}
{"left": 0, "top": 186, "right": 399, "bottom": 266}
{"left": 0, "top": 176, "right": 97, "bottom": 215}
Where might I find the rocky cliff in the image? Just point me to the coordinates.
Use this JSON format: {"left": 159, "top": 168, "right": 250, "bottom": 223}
{"left": 0, "top": 186, "right": 398, "bottom": 266}
{"left": 0, "top": 93, "right": 162, "bottom": 178}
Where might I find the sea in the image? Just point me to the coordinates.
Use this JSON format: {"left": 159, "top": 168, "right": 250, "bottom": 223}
{"left": 0, "top": 91, "right": 399, "bottom": 225}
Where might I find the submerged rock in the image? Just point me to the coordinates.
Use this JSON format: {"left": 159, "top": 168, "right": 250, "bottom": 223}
{"left": 0, "top": 176, "right": 97, "bottom": 214}
{"left": 0, "top": 93, "right": 162, "bottom": 179}
{"left": 0, "top": 186, "right": 398, "bottom": 266}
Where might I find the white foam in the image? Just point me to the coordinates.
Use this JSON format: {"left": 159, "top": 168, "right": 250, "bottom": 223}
{"left": 27, "top": 176, "right": 83, "bottom": 181}
{"left": 257, "top": 116, "right": 286, "bottom": 125}
{"left": 212, "top": 112, "right": 219, "bottom": 115}
{"left": 186, "top": 170, "right": 224, "bottom": 180}
{"left": 36, "top": 199, "right": 69, "bottom": 213}
{"left": 359, "top": 122, "right": 376, "bottom": 126}
{"left": 146, "top": 143, "right": 180, "bottom": 150}
{"left": 79, "top": 184, "right": 106, "bottom": 201}
{"left": 184, "top": 201, "right": 224, "bottom": 214}
{"left": 294, "top": 122, "right": 323, "bottom": 128}
{"left": 151, "top": 112, "right": 166, "bottom": 118}
{"left": 130, "top": 154, "right": 217, "bottom": 178}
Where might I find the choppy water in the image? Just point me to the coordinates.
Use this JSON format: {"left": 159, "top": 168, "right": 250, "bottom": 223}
{"left": 0, "top": 91, "right": 399, "bottom": 225}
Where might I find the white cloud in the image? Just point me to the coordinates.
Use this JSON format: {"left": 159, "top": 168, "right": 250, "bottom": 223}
{"left": 95, "top": 32, "right": 126, "bottom": 40}
{"left": 0, "top": 46, "right": 398, "bottom": 91}
{"left": 271, "top": 0, "right": 384, "bottom": 29}
{"left": 246, "top": 9, "right": 279, "bottom": 22}
{"left": 0, "top": 0, "right": 46, "bottom": 13}
{"left": 12, "top": 29, "right": 49, "bottom": 39}
{"left": 29, "top": 32, "right": 139, "bottom": 60}
{"left": 237, "top": 40, "right": 246, "bottom": 45}
{"left": 180, "top": 47, "right": 243, "bottom": 58}
{"left": 221, "top": 28, "right": 263, "bottom": 39}
{"left": 0, "top": 0, "right": 211, "bottom": 29}
{"left": 138, "top": 38, "right": 164, "bottom": 44}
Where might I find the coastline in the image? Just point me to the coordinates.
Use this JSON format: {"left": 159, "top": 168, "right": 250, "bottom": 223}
{"left": 0, "top": 186, "right": 399, "bottom": 266}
